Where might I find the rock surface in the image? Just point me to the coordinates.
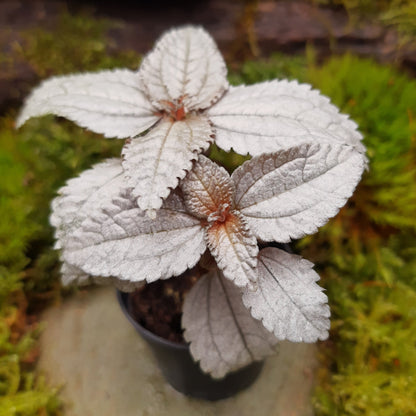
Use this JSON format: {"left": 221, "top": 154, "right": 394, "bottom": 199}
{"left": 2, "top": 0, "right": 416, "bottom": 114}
{"left": 38, "top": 287, "right": 317, "bottom": 416}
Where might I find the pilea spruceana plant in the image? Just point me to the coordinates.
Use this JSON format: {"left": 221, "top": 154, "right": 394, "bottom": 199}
{"left": 17, "top": 26, "right": 367, "bottom": 378}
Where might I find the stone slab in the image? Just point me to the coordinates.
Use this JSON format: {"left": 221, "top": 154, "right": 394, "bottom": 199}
{"left": 38, "top": 287, "right": 317, "bottom": 415}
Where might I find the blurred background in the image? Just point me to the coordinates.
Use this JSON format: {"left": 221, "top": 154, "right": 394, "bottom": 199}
{"left": 1, "top": 1, "right": 416, "bottom": 415}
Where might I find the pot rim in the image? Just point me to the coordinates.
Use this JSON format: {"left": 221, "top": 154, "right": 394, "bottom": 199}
{"left": 116, "top": 289, "right": 189, "bottom": 351}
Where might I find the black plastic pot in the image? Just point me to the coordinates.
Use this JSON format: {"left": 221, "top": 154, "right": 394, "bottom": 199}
{"left": 116, "top": 290, "right": 264, "bottom": 401}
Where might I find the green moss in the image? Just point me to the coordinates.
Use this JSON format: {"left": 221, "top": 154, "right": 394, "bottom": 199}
{"left": 17, "top": 13, "right": 139, "bottom": 77}
{"left": 300, "top": 55, "right": 416, "bottom": 282}
{"left": 314, "top": 278, "right": 416, "bottom": 416}
{"left": 228, "top": 52, "right": 308, "bottom": 85}
{"left": 381, "top": 2, "right": 416, "bottom": 40}
{"left": 301, "top": 56, "right": 416, "bottom": 414}
{"left": 208, "top": 144, "right": 250, "bottom": 173}
{"left": 0, "top": 386, "right": 61, "bottom": 416}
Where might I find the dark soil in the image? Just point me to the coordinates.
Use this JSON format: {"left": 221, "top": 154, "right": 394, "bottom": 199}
{"left": 127, "top": 265, "right": 205, "bottom": 343}
{"left": 127, "top": 246, "right": 290, "bottom": 344}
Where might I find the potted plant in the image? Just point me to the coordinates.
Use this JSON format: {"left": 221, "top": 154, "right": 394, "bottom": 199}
{"left": 17, "top": 26, "right": 366, "bottom": 400}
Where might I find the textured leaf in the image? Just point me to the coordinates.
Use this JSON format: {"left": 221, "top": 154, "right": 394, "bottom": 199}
{"left": 139, "top": 26, "right": 228, "bottom": 112}
{"left": 122, "top": 115, "right": 213, "bottom": 211}
{"left": 62, "top": 192, "right": 206, "bottom": 283}
{"left": 181, "top": 154, "right": 233, "bottom": 220}
{"left": 182, "top": 269, "right": 277, "bottom": 379}
{"left": 16, "top": 69, "right": 158, "bottom": 138}
{"left": 232, "top": 143, "right": 365, "bottom": 242}
{"left": 60, "top": 262, "right": 144, "bottom": 292}
{"left": 60, "top": 262, "right": 90, "bottom": 286}
{"left": 243, "top": 247, "right": 330, "bottom": 342}
{"left": 50, "top": 158, "right": 125, "bottom": 248}
{"left": 50, "top": 159, "right": 128, "bottom": 286}
{"left": 208, "top": 80, "right": 365, "bottom": 155}
{"left": 206, "top": 211, "right": 258, "bottom": 288}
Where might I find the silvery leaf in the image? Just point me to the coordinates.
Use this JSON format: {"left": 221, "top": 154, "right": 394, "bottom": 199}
{"left": 182, "top": 269, "right": 277, "bottom": 379}
{"left": 232, "top": 143, "right": 365, "bottom": 242}
{"left": 50, "top": 159, "right": 129, "bottom": 286}
{"left": 243, "top": 247, "right": 330, "bottom": 342}
{"left": 62, "top": 192, "right": 206, "bottom": 284}
{"left": 60, "top": 262, "right": 90, "bottom": 286}
{"left": 60, "top": 262, "right": 143, "bottom": 292}
{"left": 181, "top": 154, "right": 233, "bottom": 220}
{"left": 16, "top": 69, "right": 158, "bottom": 138}
{"left": 122, "top": 116, "right": 213, "bottom": 211}
{"left": 50, "top": 158, "right": 125, "bottom": 249}
{"left": 139, "top": 26, "right": 228, "bottom": 112}
{"left": 206, "top": 211, "right": 258, "bottom": 289}
{"left": 208, "top": 80, "right": 365, "bottom": 155}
